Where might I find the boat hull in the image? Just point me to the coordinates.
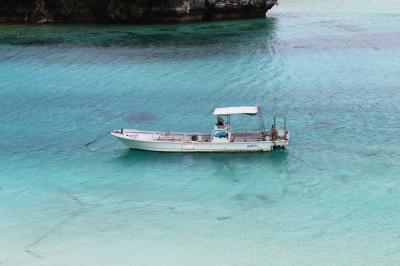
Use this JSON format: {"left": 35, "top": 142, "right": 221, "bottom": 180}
{"left": 112, "top": 132, "right": 287, "bottom": 152}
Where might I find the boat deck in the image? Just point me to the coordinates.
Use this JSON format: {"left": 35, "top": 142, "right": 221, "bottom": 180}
{"left": 118, "top": 129, "right": 287, "bottom": 143}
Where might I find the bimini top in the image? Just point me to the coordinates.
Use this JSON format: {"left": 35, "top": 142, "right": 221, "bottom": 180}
{"left": 213, "top": 106, "right": 259, "bottom": 116}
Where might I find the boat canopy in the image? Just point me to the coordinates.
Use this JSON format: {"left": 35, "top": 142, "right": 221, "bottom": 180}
{"left": 213, "top": 106, "right": 259, "bottom": 116}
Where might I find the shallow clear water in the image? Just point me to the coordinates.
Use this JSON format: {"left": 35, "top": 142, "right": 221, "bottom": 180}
{"left": 1, "top": 1, "right": 400, "bottom": 265}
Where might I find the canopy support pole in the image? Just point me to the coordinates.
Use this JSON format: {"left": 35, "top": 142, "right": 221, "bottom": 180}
{"left": 257, "top": 107, "right": 266, "bottom": 134}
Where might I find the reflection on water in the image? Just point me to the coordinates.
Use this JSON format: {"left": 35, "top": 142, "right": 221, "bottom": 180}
{"left": 0, "top": 18, "right": 278, "bottom": 64}
{"left": 0, "top": 18, "right": 277, "bottom": 47}
{"left": 115, "top": 148, "right": 289, "bottom": 167}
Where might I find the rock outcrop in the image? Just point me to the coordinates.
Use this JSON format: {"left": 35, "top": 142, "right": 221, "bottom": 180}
{"left": 0, "top": 0, "right": 277, "bottom": 23}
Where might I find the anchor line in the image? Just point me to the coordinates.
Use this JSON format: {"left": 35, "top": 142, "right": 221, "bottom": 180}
{"left": 84, "top": 132, "right": 110, "bottom": 148}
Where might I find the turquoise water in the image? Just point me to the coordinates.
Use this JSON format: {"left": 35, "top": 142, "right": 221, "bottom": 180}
{"left": 1, "top": 1, "right": 400, "bottom": 265}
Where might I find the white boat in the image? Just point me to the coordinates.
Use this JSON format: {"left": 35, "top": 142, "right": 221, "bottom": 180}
{"left": 111, "top": 106, "right": 289, "bottom": 152}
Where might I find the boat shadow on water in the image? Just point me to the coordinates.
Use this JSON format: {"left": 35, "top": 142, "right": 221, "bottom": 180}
{"left": 114, "top": 148, "right": 289, "bottom": 167}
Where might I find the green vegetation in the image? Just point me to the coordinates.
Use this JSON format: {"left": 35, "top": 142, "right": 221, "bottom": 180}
{"left": 1, "top": 0, "right": 36, "bottom": 8}
{"left": 0, "top": 0, "right": 274, "bottom": 22}
{"left": 166, "top": 0, "right": 184, "bottom": 8}
{"left": 0, "top": 0, "right": 189, "bottom": 18}
{"left": 0, "top": 0, "right": 177, "bottom": 10}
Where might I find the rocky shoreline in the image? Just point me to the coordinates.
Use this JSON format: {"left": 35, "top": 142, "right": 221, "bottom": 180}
{"left": 0, "top": 0, "right": 277, "bottom": 24}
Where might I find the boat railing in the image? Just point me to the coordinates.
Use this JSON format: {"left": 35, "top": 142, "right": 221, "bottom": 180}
{"left": 234, "top": 128, "right": 263, "bottom": 135}
{"left": 124, "top": 130, "right": 210, "bottom": 142}
{"left": 232, "top": 129, "right": 265, "bottom": 142}
{"left": 156, "top": 133, "right": 186, "bottom": 141}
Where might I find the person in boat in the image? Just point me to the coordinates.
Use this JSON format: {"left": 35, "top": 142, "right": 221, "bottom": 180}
{"left": 271, "top": 124, "right": 277, "bottom": 140}
{"left": 216, "top": 117, "right": 225, "bottom": 128}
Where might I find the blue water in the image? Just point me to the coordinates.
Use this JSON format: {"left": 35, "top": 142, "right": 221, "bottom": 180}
{"left": 1, "top": 1, "right": 400, "bottom": 265}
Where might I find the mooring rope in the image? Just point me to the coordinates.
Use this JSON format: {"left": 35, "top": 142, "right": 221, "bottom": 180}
{"left": 84, "top": 132, "right": 110, "bottom": 148}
